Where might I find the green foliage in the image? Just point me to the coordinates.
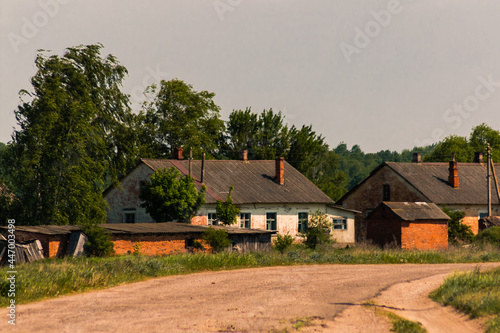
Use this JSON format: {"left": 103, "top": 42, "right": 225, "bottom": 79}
{"left": 1, "top": 44, "right": 138, "bottom": 225}
{"left": 303, "top": 211, "right": 333, "bottom": 249}
{"left": 140, "top": 79, "right": 225, "bottom": 159}
{"left": 430, "top": 267, "right": 500, "bottom": 332}
{"left": 273, "top": 234, "right": 294, "bottom": 254}
{"left": 442, "top": 208, "right": 474, "bottom": 244}
{"left": 140, "top": 167, "right": 206, "bottom": 223}
{"left": 215, "top": 186, "right": 240, "bottom": 225}
{"left": 82, "top": 224, "right": 115, "bottom": 257}
{"left": 202, "top": 227, "right": 231, "bottom": 253}
{"left": 475, "top": 226, "right": 500, "bottom": 246}
{"left": 386, "top": 312, "right": 426, "bottom": 333}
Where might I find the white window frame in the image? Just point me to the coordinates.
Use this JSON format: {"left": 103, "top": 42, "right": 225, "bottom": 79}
{"left": 123, "top": 209, "right": 136, "bottom": 224}
{"left": 207, "top": 212, "right": 218, "bottom": 225}
{"left": 298, "top": 212, "right": 308, "bottom": 233}
{"left": 240, "top": 213, "right": 251, "bottom": 228}
{"left": 332, "top": 217, "right": 347, "bottom": 230}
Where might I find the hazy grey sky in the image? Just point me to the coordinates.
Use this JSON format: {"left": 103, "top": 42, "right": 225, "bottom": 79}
{"left": 2, "top": 0, "right": 500, "bottom": 153}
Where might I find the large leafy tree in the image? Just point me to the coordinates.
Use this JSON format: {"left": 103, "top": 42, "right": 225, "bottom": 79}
{"left": 139, "top": 167, "right": 206, "bottom": 223}
{"left": 2, "top": 44, "right": 138, "bottom": 225}
{"left": 140, "top": 79, "right": 225, "bottom": 159}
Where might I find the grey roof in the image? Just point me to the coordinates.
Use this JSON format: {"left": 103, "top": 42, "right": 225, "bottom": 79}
{"left": 140, "top": 158, "right": 335, "bottom": 205}
{"left": 386, "top": 162, "right": 500, "bottom": 205}
{"left": 378, "top": 202, "right": 450, "bottom": 221}
{"left": 1, "top": 223, "right": 276, "bottom": 236}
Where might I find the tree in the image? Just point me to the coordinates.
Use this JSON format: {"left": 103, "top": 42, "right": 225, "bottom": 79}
{"left": 202, "top": 227, "right": 231, "bottom": 253}
{"left": 215, "top": 186, "right": 240, "bottom": 225}
{"left": 140, "top": 79, "right": 225, "bottom": 159}
{"left": 424, "top": 135, "right": 472, "bottom": 162}
{"left": 82, "top": 224, "right": 115, "bottom": 257}
{"left": 288, "top": 125, "right": 328, "bottom": 175}
{"left": 139, "top": 167, "right": 206, "bottom": 222}
{"left": 469, "top": 123, "right": 500, "bottom": 161}
{"left": 442, "top": 208, "right": 474, "bottom": 244}
{"left": 2, "top": 44, "right": 138, "bottom": 225}
{"left": 226, "top": 108, "right": 259, "bottom": 159}
{"left": 302, "top": 210, "right": 333, "bottom": 249}
{"left": 310, "top": 151, "right": 348, "bottom": 201}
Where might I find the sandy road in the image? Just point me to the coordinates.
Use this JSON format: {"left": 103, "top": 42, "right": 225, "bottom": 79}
{"left": 4, "top": 262, "right": 500, "bottom": 333}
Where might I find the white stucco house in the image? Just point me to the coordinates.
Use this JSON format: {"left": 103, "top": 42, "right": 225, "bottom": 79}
{"left": 104, "top": 151, "right": 357, "bottom": 243}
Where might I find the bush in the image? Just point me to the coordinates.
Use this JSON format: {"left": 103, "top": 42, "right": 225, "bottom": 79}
{"left": 304, "top": 211, "right": 333, "bottom": 250}
{"left": 442, "top": 208, "right": 474, "bottom": 244}
{"left": 202, "top": 227, "right": 231, "bottom": 253}
{"left": 82, "top": 224, "right": 115, "bottom": 257}
{"left": 273, "top": 234, "right": 294, "bottom": 253}
{"left": 475, "top": 227, "right": 500, "bottom": 246}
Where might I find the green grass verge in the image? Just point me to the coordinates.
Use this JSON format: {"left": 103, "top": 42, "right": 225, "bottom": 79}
{"left": 1, "top": 243, "right": 500, "bottom": 307}
{"left": 386, "top": 312, "right": 426, "bottom": 333}
{"left": 430, "top": 267, "right": 500, "bottom": 333}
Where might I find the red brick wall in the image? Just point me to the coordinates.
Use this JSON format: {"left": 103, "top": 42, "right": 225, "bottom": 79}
{"left": 191, "top": 215, "right": 208, "bottom": 225}
{"left": 111, "top": 234, "right": 208, "bottom": 256}
{"left": 366, "top": 207, "right": 402, "bottom": 247}
{"left": 401, "top": 220, "right": 448, "bottom": 250}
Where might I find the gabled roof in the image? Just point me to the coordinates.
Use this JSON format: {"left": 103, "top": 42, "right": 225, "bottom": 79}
{"left": 372, "top": 202, "right": 450, "bottom": 221}
{"left": 339, "top": 161, "right": 500, "bottom": 206}
{"left": 138, "top": 158, "right": 334, "bottom": 205}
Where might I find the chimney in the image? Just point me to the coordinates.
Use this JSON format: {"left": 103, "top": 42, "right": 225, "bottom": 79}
{"left": 448, "top": 154, "right": 459, "bottom": 188}
{"left": 275, "top": 157, "right": 284, "bottom": 185}
{"left": 239, "top": 150, "right": 248, "bottom": 162}
{"left": 173, "top": 147, "right": 183, "bottom": 160}
{"left": 412, "top": 152, "right": 422, "bottom": 163}
{"left": 474, "top": 152, "right": 484, "bottom": 163}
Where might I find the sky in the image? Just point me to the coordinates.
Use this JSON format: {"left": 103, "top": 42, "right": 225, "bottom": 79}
{"left": 1, "top": 0, "right": 500, "bottom": 153}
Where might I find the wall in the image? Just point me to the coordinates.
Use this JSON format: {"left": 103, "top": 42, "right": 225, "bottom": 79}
{"left": 366, "top": 207, "right": 402, "bottom": 247}
{"left": 105, "top": 163, "right": 155, "bottom": 224}
{"left": 197, "top": 203, "right": 356, "bottom": 243}
{"left": 111, "top": 233, "right": 206, "bottom": 256}
{"left": 442, "top": 204, "right": 500, "bottom": 235}
{"left": 401, "top": 220, "right": 448, "bottom": 250}
{"left": 341, "top": 165, "right": 429, "bottom": 241}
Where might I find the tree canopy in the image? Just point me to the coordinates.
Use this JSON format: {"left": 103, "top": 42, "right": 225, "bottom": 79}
{"left": 139, "top": 167, "right": 206, "bottom": 223}
{"left": 1, "top": 44, "right": 138, "bottom": 225}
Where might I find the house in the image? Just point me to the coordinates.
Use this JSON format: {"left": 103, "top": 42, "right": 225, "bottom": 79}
{"left": 338, "top": 152, "right": 500, "bottom": 241}
{"left": 104, "top": 150, "right": 357, "bottom": 243}
{"left": 365, "top": 202, "right": 449, "bottom": 250}
{"left": 3, "top": 223, "right": 276, "bottom": 258}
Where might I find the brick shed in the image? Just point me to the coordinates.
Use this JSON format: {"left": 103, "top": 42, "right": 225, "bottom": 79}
{"left": 365, "top": 202, "right": 449, "bottom": 250}
{"left": 2, "top": 223, "right": 276, "bottom": 258}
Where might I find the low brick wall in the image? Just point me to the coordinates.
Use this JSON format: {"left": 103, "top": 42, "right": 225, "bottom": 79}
{"left": 401, "top": 220, "right": 448, "bottom": 250}
{"left": 14, "top": 231, "right": 69, "bottom": 258}
{"left": 111, "top": 234, "right": 207, "bottom": 256}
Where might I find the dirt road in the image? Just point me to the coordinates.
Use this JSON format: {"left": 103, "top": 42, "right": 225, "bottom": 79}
{"left": 5, "top": 263, "right": 500, "bottom": 332}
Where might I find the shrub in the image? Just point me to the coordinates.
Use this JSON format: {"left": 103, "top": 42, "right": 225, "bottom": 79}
{"left": 202, "top": 227, "right": 231, "bottom": 253}
{"left": 304, "top": 211, "right": 333, "bottom": 249}
{"left": 475, "top": 226, "right": 500, "bottom": 246}
{"left": 273, "top": 234, "right": 294, "bottom": 253}
{"left": 442, "top": 208, "right": 474, "bottom": 244}
{"left": 82, "top": 224, "right": 115, "bottom": 257}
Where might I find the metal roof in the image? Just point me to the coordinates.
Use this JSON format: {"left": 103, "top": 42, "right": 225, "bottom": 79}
{"left": 378, "top": 202, "right": 450, "bottom": 221}
{"left": 140, "top": 158, "right": 335, "bottom": 205}
{"left": 2, "top": 223, "right": 276, "bottom": 236}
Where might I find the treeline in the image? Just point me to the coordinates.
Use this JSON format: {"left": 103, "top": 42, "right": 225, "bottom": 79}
{"left": 1, "top": 44, "right": 499, "bottom": 226}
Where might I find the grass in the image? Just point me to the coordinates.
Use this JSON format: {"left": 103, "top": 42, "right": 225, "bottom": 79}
{"left": 1, "top": 243, "right": 500, "bottom": 307}
{"left": 430, "top": 267, "right": 500, "bottom": 333}
{"left": 386, "top": 312, "right": 426, "bottom": 333}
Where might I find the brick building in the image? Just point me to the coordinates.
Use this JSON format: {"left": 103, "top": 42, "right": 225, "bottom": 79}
{"left": 104, "top": 151, "right": 357, "bottom": 243}
{"left": 366, "top": 202, "right": 449, "bottom": 250}
{"left": 5, "top": 223, "right": 276, "bottom": 258}
{"left": 338, "top": 153, "right": 500, "bottom": 241}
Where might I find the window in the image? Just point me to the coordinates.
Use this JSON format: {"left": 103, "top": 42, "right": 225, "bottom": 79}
{"left": 332, "top": 218, "right": 347, "bottom": 230}
{"left": 240, "top": 213, "right": 251, "bottom": 228}
{"left": 479, "top": 212, "right": 488, "bottom": 219}
{"left": 298, "top": 212, "right": 308, "bottom": 233}
{"left": 382, "top": 184, "right": 391, "bottom": 201}
{"left": 208, "top": 213, "right": 218, "bottom": 225}
{"left": 123, "top": 209, "right": 136, "bottom": 223}
{"left": 266, "top": 213, "right": 277, "bottom": 231}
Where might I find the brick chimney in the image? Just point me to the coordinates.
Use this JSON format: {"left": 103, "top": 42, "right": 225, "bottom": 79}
{"left": 173, "top": 147, "right": 183, "bottom": 160}
{"left": 275, "top": 157, "right": 284, "bottom": 185}
{"left": 412, "top": 152, "right": 422, "bottom": 163}
{"left": 474, "top": 152, "right": 484, "bottom": 163}
{"left": 448, "top": 154, "right": 459, "bottom": 188}
{"left": 239, "top": 149, "right": 248, "bottom": 162}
